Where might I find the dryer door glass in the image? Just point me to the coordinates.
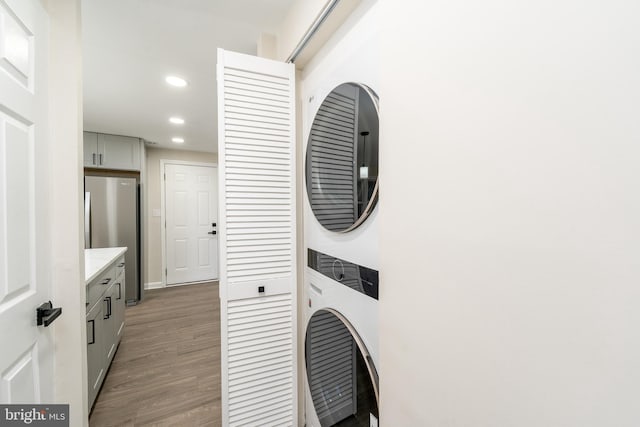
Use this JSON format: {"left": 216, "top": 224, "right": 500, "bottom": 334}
{"left": 305, "top": 83, "right": 379, "bottom": 233}
{"left": 305, "top": 309, "right": 378, "bottom": 427}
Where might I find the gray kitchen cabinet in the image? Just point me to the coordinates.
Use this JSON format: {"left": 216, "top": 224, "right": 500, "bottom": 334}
{"left": 112, "top": 266, "right": 126, "bottom": 343}
{"left": 83, "top": 131, "right": 99, "bottom": 166}
{"left": 103, "top": 283, "right": 117, "bottom": 365}
{"left": 103, "top": 273, "right": 125, "bottom": 366}
{"left": 86, "top": 299, "right": 105, "bottom": 410}
{"left": 98, "top": 133, "right": 141, "bottom": 170}
{"left": 83, "top": 131, "right": 141, "bottom": 171}
{"left": 86, "top": 254, "right": 126, "bottom": 411}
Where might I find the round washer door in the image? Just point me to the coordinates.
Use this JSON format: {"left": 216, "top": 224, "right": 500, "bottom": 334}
{"left": 305, "top": 309, "right": 378, "bottom": 427}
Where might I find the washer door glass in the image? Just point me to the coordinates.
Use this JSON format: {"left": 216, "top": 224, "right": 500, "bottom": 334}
{"left": 305, "top": 309, "right": 378, "bottom": 427}
{"left": 305, "top": 83, "right": 379, "bottom": 233}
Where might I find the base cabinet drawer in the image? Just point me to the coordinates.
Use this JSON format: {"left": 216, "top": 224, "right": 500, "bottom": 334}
{"left": 87, "top": 266, "right": 116, "bottom": 313}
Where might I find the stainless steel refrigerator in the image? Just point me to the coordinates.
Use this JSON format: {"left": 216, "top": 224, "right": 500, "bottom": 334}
{"left": 85, "top": 176, "right": 142, "bottom": 304}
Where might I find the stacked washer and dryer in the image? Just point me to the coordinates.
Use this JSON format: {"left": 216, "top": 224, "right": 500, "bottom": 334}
{"left": 303, "top": 79, "right": 380, "bottom": 427}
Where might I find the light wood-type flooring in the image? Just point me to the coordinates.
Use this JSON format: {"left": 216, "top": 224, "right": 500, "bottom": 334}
{"left": 90, "top": 282, "right": 221, "bottom": 426}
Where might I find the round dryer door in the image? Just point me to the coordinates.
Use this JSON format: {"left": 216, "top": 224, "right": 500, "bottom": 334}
{"left": 305, "top": 82, "right": 379, "bottom": 233}
{"left": 305, "top": 309, "right": 378, "bottom": 427}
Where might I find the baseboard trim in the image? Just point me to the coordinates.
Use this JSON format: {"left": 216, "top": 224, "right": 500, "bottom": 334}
{"left": 166, "top": 279, "right": 219, "bottom": 288}
{"left": 144, "top": 281, "right": 164, "bottom": 290}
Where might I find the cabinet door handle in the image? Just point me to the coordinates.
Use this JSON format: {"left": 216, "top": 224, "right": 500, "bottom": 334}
{"left": 116, "top": 283, "right": 121, "bottom": 300}
{"left": 99, "top": 153, "right": 103, "bottom": 165}
{"left": 88, "top": 319, "right": 95, "bottom": 345}
{"left": 101, "top": 277, "right": 111, "bottom": 285}
{"left": 104, "top": 296, "right": 111, "bottom": 319}
{"left": 92, "top": 153, "right": 96, "bottom": 165}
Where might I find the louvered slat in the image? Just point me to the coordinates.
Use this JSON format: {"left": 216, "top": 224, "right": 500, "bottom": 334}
{"left": 227, "top": 294, "right": 293, "bottom": 426}
{"left": 218, "top": 49, "right": 296, "bottom": 427}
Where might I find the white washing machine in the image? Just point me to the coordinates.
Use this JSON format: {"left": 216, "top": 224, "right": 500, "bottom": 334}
{"left": 304, "top": 250, "right": 379, "bottom": 427}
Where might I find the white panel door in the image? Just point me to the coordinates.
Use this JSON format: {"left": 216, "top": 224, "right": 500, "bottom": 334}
{"left": 217, "top": 48, "right": 296, "bottom": 426}
{"left": 165, "top": 163, "right": 218, "bottom": 285}
{"left": 0, "top": 0, "right": 54, "bottom": 404}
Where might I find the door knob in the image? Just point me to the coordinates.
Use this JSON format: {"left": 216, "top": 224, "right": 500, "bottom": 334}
{"left": 37, "top": 301, "right": 62, "bottom": 327}
{"left": 208, "top": 230, "right": 217, "bottom": 235}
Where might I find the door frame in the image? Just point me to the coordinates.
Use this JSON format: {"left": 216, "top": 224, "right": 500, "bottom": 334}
{"left": 160, "top": 159, "right": 218, "bottom": 287}
{"left": 39, "top": 0, "right": 86, "bottom": 423}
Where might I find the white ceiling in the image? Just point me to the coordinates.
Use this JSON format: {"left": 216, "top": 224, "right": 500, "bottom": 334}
{"left": 82, "top": 0, "right": 295, "bottom": 153}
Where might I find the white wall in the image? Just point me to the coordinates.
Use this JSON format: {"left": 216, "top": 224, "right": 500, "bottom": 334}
{"left": 144, "top": 147, "right": 217, "bottom": 286}
{"left": 257, "top": 32, "right": 277, "bottom": 60}
{"left": 274, "top": 0, "right": 327, "bottom": 61}
{"left": 273, "top": 0, "right": 362, "bottom": 66}
{"left": 378, "top": 1, "right": 640, "bottom": 426}
{"left": 46, "top": 0, "right": 87, "bottom": 425}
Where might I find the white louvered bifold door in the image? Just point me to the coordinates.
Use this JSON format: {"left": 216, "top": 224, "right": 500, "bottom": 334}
{"left": 217, "top": 48, "right": 297, "bottom": 427}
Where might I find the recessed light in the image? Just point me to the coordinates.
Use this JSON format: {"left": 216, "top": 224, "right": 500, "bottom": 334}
{"left": 169, "top": 117, "right": 185, "bottom": 125}
{"left": 165, "top": 75, "right": 187, "bottom": 87}
{"left": 172, "top": 137, "right": 184, "bottom": 143}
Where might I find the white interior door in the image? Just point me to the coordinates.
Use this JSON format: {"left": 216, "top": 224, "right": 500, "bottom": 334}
{"left": 217, "top": 49, "right": 296, "bottom": 426}
{"left": 165, "top": 163, "right": 218, "bottom": 285}
{"left": 0, "top": 0, "right": 54, "bottom": 404}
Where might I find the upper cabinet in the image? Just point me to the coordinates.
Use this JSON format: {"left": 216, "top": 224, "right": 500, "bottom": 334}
{"left": 84, "top": 131, "right": 142, "bottom": 171}
{"left": 83, "top": 131, "right": 99, "bottom": 166}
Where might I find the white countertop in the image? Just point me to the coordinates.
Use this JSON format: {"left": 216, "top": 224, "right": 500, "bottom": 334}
{"left": 85, "top": 247, "right": 128, "bottom": 284}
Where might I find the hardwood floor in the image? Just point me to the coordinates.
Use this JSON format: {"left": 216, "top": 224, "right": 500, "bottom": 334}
{"left": 90, "top": 282, "right": 221, "bottom": 427}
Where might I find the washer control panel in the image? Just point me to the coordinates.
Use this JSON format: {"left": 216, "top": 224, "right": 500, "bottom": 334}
{"left": 307, "top": 248, "right": 379, "bottom": 300}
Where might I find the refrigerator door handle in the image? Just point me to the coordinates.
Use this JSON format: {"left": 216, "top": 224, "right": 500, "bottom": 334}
{"left": 84, "top": 192, "right": 91, "bottom": 248}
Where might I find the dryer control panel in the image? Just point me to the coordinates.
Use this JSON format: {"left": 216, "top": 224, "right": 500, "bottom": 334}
{"left": 307, "top": 248, "right": 379, "bottom": 300}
